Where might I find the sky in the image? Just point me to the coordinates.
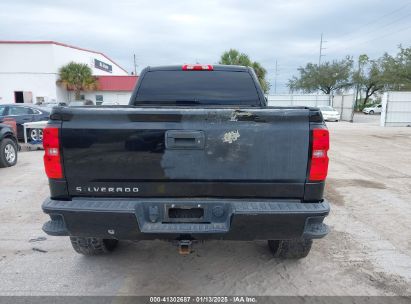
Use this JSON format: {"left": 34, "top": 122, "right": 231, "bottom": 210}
{"left": 1, "top": 0, "right": 411, "bottom": 93}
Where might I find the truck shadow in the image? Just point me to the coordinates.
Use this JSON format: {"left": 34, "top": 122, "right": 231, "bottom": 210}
{"left": 72, "top": 239, "right": 308, "bottom": 294}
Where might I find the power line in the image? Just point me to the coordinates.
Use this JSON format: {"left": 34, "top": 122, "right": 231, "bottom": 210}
{"left": 329, "top": 20, "right": 411, "bottom": 53}
{"left": 337, "top": 10, "right": 411, "bottom": 46}
{"left": 328, "top": 5, "right": 411, "bottom": 52}
{"left": 359, "top": 10, "right": 411, "bottom": 37}
{"left": 336, "top": 2, "right": 411, "bottom": 39}
{"left": 355, "top": 22, "right": 411, "bottom": 47}
{"left": 271, "top": 6, "right": 411, "bottom": 93}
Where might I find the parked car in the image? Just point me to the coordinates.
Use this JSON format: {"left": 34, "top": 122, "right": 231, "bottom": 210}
{"left": 36, "top": 101, "right": 62, "bottom": 111}
{"left": 319, "top": 106, "right": 340, "bottom": 122}
{"left": 68, "top": 101, "right": 87, "bottom": 107}
{"left": 0, "top": 104, "right": 50, "bottom": 142}
{"left": 101, "top": 101, "right": 120, "bottom": 106}
{"left": 0, "top": 123, "right": 18, "bottom": 167}
{"left": 41, "top": 64, "right": 330, "bottom": 259}
{"left": 363, "top": 104, "right": 382, "bottom": 115}
{"left": 68, "top": 100, "right": 96, "bottom": 106}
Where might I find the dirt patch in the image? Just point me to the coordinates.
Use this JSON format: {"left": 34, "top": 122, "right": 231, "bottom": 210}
{"left": 373, "top": 134, "right": 411, "bottom": 139}
{"left": 325, "top": 183, "right": 345, "bottom": 206}
{"left": 328, "top": 178, "right": 386, "bottom": 189}
{"left": 325, "top": 179, "right": 386, "bottom": 206}
{"left": 328, "top": 230, "right": 411, "bottom": 295}
{"left": 372, "top": 135, "right": 391, "bottom": 140}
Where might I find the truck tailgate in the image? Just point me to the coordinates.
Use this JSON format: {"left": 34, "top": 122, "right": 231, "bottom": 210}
{"left": 60, "top": 107, "right": 310, "bottom": 198}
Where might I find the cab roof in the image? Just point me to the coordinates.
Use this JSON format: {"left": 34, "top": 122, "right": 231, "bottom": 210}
{"left": 146, "top": 64, "right": 250, "bottom": 72}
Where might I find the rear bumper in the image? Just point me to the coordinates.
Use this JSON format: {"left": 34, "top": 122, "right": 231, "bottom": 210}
{"left": 42, "top": 197, "right": 330, "bottom": 241}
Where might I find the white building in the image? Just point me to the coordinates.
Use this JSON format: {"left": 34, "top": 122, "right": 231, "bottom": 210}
{"left": 0, "top": 41, "right": 137, "bottom": 105}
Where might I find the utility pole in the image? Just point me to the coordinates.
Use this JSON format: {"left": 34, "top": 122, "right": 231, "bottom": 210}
{"left": 351, "top": 57, "right": 363, "bottom": 123}
{"left": 318, "top": 33, "right": 326, "bottom": 67}
{"left": 274, "top": 60, "right": 278, "bottom": 94}
{"left": 133, "top": 54, "right": 137, "bottom": 75}
{"left": 355, "top": 59, "right": 360, "bottom": 107}
{"left": 318, "top": 33, "right": 327, "bottom": 96}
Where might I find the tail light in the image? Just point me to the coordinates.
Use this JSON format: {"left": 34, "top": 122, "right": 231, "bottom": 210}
{"left": 309, "top": 128, "right": 329, "bottom": 181}
{"left": 43, "top": 126, "right": 63, "bottom": 179}
{"left": 182, "top": 64, "right": 213, "bottom": 71}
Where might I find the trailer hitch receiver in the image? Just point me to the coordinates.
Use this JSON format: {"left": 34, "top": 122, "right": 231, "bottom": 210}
{"left": 178, "top": 240, "right": 192, "bottom": 255}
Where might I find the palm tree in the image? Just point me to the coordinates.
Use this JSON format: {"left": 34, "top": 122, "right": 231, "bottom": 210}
{"left": 219, "top": 49, "right": 270, "bottom": 93}
{"left": 220, "top": 49, "right": 252, "bottom": 66}
{"left": 58, "top": 62, "right": 98, "bottom": 100}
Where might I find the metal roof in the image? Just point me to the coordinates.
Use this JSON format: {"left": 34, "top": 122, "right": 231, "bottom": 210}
{"left": 96, "top": 76, "right": 138, "bottom": 91}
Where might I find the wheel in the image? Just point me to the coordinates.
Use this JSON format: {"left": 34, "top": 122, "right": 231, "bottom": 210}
{"left": 0, "top": 138, "right": 18, "bottom": 168}
{"left": 369, "top": 110, "right": 374, "bottom": 115}
{"left": 69, "top": 237, "right": 118, "bottom": 256}
{"left": 268, "top": 239, "right": 313, "bottom": 259}
{"left": 29, "top": 128, "right": 43, "bottom": 142}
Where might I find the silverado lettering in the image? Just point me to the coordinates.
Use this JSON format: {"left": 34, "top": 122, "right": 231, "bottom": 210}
{"left": 75, "top": 186, "right": 139, "bottom": 193}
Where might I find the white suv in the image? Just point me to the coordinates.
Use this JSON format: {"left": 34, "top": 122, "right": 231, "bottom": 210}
{"left": 363, "top": 104, "right": 382, "bottom": 115}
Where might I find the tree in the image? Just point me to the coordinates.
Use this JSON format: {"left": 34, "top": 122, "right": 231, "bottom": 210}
{"left": 396, "top": 46, "right": 411, "bottom": 88}
{"left": 353, "top": 55, "right": 386, "bottom": 106}
{"left": 58, "top": 62, "right": 98, "bottom": 100}
{"left": 219, "top": 49, "right": 270, "bottom": 93}
{"left": 220, "top": 49, "right": 251, "bottom": 66}
{"left": 382, "top": 46, "right": 411, "bottom": 90}
{"left": 288, "top": 57, "right": 353, "bottom": 94}
{"left": 352, "top": 47, "right": 411, "bottom": 107}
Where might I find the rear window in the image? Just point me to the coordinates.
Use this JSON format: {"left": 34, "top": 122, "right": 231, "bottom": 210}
{"left": 134, "top": 70, "right": 261, "bottom": 106}
{"left": 9, "top": 106, "right": 33, "bottom": 115}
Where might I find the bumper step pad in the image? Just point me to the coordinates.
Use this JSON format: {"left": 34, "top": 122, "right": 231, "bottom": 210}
{"left": 42, "top": 217, "right": 68, "bottom": 236}
{"left": 303, "top": 221, "right": 329, "bottom": 239}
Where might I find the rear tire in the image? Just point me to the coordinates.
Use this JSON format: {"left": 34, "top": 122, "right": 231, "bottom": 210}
{"left": 268, "top": 239, "right": 312, "bottom": 259}
{"left": 69, "top": 237, "right": 118, "bottom": 256}
{"left": 0, "top": 138, "right": 18, "bottom": 168}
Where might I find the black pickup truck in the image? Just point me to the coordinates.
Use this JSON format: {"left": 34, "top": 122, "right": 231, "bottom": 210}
{"left": 41, "top": 64, "right": 330, "bottom": 258}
